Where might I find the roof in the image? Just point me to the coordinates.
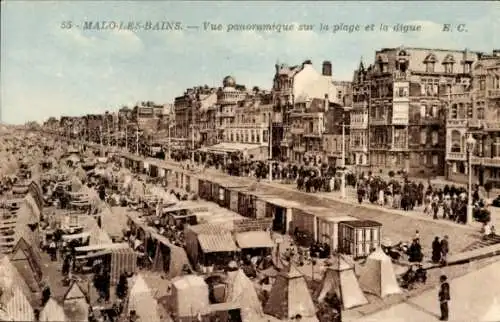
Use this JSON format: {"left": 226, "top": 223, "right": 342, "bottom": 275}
{"left": 63, "top": 280, "right": 87, "bottom": 302}
{"left": 186, "top": 222, "right": 232, "bottom": 235}
{"left": 235, "top": 231, "right": 274, "bottom": 249}
{"left": 205, "top": 142, "right": 265, "bottom": 154}
{"left": 172, "top": 274, "right": 207, "bottom": 290}
{"left": 340, "top": 219, "right": 382, "bottom": 227}
{"left": 198, "top": 232, "right": 239, "bottom": 253}
{"left": 2, "top": 285, "right": 35, "bottom": 322}
{"left": 40, "top": 298, "right": 68, "bottom": 322}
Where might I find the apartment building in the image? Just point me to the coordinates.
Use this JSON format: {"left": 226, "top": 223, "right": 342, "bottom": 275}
{"left": 446, "top": 50, "right": 500, "bottom": 185}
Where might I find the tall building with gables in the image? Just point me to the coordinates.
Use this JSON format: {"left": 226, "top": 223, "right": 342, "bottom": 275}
{"left": 366, "top": 47, "right": 481, "bottom": 176}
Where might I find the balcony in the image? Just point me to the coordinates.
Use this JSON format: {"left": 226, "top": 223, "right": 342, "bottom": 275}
{"left": 290, "top": 127, "right": 305, "bottom": 134}
{"left": 447, "top": 119, "right": 468, "bottom": 127}
{"left": 353, "top": 102, "right": 368, "bottom": 110}
{"left": 420, "top": 116, "right": 442, "bottom": 125}
{"left": 485, "top": 122, "right": 500, "bottom": 131}
{"left": 447, "top": 152, "right": 466, "bottom": 161}
{"left": 487, "top": 89, "right": 500, "bottom": 98}
{"left": 304, "top": 131, "right": 322, "bottom": 138}
{"left": 393, "top": 71, "right": 410, "bottom": 82}
{"left": 468, "top": 119, "right": 483, "bottom": 128}
{"left": 471, "top": 156, "right": 500, "bottom": 167}
{"left": 370, "top": 118, "right": 389, "bottom": 126}
{"left": 216, "top": 111, "right": 235, "bottom": 118}
{"left": 294, "top": 144, "right": 306, "bottom": 152}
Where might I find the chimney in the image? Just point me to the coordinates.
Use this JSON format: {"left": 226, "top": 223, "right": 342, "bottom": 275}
{"left": 322, "top": 61, "right": 332, "bottom": 76}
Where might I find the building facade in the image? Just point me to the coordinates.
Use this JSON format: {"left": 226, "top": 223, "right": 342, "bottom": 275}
{"left": 446, "top": 50, "right": 500, "bottom": 185}
{"left": 366, "top": 47, "right": 480, "bottom": 177}
{"left": 351, "top": 61, "right": 372, "bottom": 168}
{"left": 272, "top": 60, "right": 351, "bottom": 162}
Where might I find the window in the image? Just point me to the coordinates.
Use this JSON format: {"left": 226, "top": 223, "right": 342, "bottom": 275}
{"left": 480, "top": 78, "right": 486, "bottom": 90}
{"left": 466, "top": 103, "right": 473, "bottom": 119}
{"left": 432, "top": 155, "right": 439, "bottom": 166}
{"left": 464, "top": 62, "right": 472, "bottom": 73}
{"left": 420, "top": 130, "right": 427, "bottom": 145}
{"left": 426, "top": 62, "right": 435, "bottom": 73}
{"left": 337, "top": 91, "right": 342, "bottom": 99}
{"left": 477, "top": 107, "right": 485, "bottom": 119}
{"left": 450, "top": 104, "right": 457, "bottom": 119}
{"left": 444, "top": 63, "right": 454, "bottom": 73}
{"left": 451, "top": 130, "right": 461, "bottom": 152}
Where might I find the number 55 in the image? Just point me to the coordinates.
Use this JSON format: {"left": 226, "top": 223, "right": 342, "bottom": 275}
{"left": 61, "top": 21, "right": 73, "bottom": 29}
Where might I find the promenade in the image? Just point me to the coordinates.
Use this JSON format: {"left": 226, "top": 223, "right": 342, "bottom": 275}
{"left": 118, "top": 152, "right": 484, "bottom": 260}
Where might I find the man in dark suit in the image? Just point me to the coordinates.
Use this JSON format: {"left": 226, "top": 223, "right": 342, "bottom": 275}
{"left": 439, "top": 275, "right": 451, "bottom": 321}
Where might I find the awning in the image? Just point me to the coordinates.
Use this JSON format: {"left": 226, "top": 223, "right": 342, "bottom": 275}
{"left": 62, "top": 232, "right": 90, "bottom": 241}
{"left": 197, "top": 233, "right": 238, "bottom": 253}
{"left": 75, "top": 249, "right": 112, "bottom": 260}
{"left": 235, "top": 231, "right": 274, "bottom": 249}
{"left": 75, "top": 242, "right": 129, "bottom": 253}
{"left": 204, "top": 143, "right": 265, "bottom": 154}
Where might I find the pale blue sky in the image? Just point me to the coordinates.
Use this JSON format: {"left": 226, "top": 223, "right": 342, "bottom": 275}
{"left": 1, "top": 1, "right": 498, "bottom": 124}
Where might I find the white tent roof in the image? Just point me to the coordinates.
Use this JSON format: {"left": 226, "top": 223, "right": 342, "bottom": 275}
{"left": 317, "top": 255, "right": 368, "bottom": 309}
{"left": 40, "top": 298, "right": 68, "bottom": 322}
{"left": 226, "top": 269, "right": 263, "bottom": 322}
{"left": 2, "top": 285, "right": 35, "bottom": 322}
{"left": 358, "top": 248, "right": 402, "bottom": 298}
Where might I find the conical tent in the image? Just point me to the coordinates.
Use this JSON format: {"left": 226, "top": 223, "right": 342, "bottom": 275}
{"left": 316, "top": 255, "right": 368, "bottom": 309}
{"left": 358, "top": 248, "right": 402, "bottom": 298}
{"left": 481, "top": 297, "right": 500, "bottom": 322}
{"left": 263, "top": 264, "right": 318, "bottom": 321}
{"left": 226, "top": 269, "right": 263, "bottom": 322}
{"left": 40, "top": 298, "right": 68, "bottom": 322}
{"left": 128, "top": 274, "right": 162, "bottom": 322}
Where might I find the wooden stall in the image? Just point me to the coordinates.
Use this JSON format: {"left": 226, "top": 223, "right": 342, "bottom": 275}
{"left": 237, "top": 189, "right": 258, "bottom": 219}
{"left": 338, "top": 220, "right": 382, "bottom": 259}
{"left": 316, "top": 213, "right": 359, "bottom": 251}
{"left": 198, "top": 179, "right": 212, "bottom": 201}
{"left": 260, "top": 197, "right": 302, "bottom": 235}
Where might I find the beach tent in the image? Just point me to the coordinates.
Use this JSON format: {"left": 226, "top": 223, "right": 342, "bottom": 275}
{"left": 316, "top": 254, "right": 368, "bottom": 309}
{"left": 40, "top": 298, "right": 68, "bottom": 322}
{"left": 171, "top": 275, "right": 210, "bottom": 318}
{"left": 358, "top": 248, "right": 402, "bottom": 298}
{"left": 1, "top": 285, "right": 35, "bottom": 321}
{"left": 152, "top": 234, "right": 192, "bottom": 279}
{"left": 0, "top": 256, "right": 34, "bottom": 305}
{"left": 128, "top": 274, "right": 162, "bottom": 322}
{"left": 62, "top": 281, "right": 89, "bottom": 322}
{"left": 226, "top": 269, "right": 264, "bottom": 322}
{"left": 10, "top": 237, "right": 43, "bottom": 292}
{"left": 263, "top": 265, "right": 318, "bottom": 321}
{"left": 88, "top": 225, "right": 113, "bottom": 245}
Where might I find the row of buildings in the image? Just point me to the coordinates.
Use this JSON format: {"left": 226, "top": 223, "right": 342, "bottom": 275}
{"left": 42, "top": 46, "right": 500, "bottom": 186}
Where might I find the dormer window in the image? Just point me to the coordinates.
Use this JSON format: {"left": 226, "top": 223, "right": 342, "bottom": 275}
{"left": 377, "top": 55, "right": 388, "bottom": 73}
{"left": 442, "top": 54, "right": 455, "bottom": 73}
{"left": 464, "top": 61, "right": 472, "bottom": 73}
{"left": 424, "top": 53, "right": 437, "bottom": 73}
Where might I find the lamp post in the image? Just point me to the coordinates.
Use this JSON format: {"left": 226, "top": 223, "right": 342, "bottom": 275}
{"left": 466, "top": 133, "right": 476, "bottom": 225}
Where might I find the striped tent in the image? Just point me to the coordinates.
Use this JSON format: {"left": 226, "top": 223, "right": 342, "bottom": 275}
{"left": 1, "top": 285, "right": 35, "bottom": 322}
{"left": 110, "top": 247, "right": 137, "bottom": 285}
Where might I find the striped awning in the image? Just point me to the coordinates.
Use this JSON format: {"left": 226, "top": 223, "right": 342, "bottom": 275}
{"left": 197, "top": 233, "right": 238, "bottom": 253}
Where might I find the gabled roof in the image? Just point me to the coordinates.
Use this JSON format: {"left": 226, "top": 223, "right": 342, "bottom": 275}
{"left": 63, "top": 280, "right": 88, "bottom": 302}
{"left": 40, "top": 298, "right": 68, "bottom": 322}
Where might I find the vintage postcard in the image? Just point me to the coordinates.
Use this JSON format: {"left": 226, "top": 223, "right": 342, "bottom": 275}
{"left": 1, "top": 1, "right": 500, "bottom": 322}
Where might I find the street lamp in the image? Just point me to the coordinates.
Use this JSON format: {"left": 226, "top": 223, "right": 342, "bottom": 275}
{"left": 466, "top": 133, "right": 476, "bottom": 225}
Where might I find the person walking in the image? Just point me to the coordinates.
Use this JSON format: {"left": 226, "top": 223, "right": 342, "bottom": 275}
{"left": 438, "top": 275, "right": 451, "bottom": 321}
{"left": 440, "top": 236, "right": 449, "bottom": 266}
{"left": 432, "top": 236, "right": 442, "bottom": 263}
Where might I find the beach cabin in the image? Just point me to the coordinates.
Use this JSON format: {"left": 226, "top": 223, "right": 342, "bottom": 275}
{"left": 316, "top": 213, "right": 359, "bottom": 252}
{"left": 260, "top": 196, "right": 302, "bottom": 235}
{"left": 338, "top": 220, "right": 382, "bottom": 258}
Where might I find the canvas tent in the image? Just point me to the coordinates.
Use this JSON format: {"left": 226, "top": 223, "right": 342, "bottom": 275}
{"left": 316, "top": 254, "right": 368, "bottom": 309}
{"left": 226, "top": 269, "right": 264, "bottom": 322}
{"left": 358, "top": 248, "right": 402, "bottom": 298}
{"left": 152, "top": 233, "right": 192, "bottom": 279}
{"left": 63, "top": 281, "right": 89, "bottom": 322}
{"left": 0, "top": 256, "right": 34, "bottom": 305}
{"left": 40, "top": 298, "right": 68, "bottom": 322}
{"left": 1, "top": 285, "right": 35, "bottom": 322}
{"left": 128, "top": 274, "right": 162, "bottom": 322}
{"left": 88, "top": 225, "right": 113, "bottom": 245}
{"left": 171, "top": 275, "right": 210, "bottom": 318}
{"left": 263, "top": 265, "right": 318, "bottom": 322}
{"left": 10, "top": 237, "right": 43, "bottom": 293}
